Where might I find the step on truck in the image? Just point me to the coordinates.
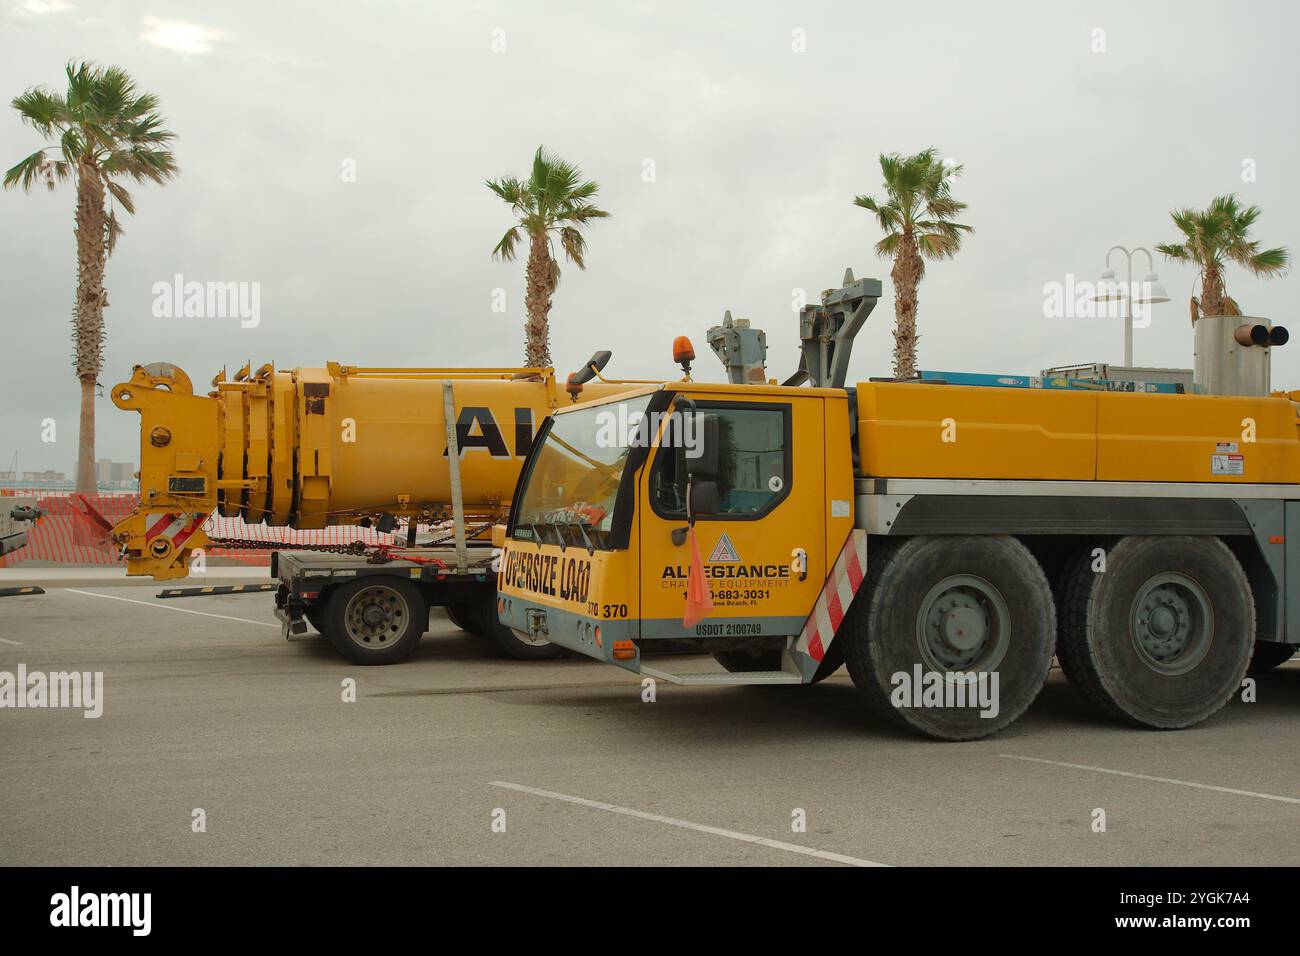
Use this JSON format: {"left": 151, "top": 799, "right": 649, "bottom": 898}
{"left": 496, "top": 270, "right": 1300, "bottom": 739}
{"left": 111, "top": 357, "right": 628, "bottom": 663}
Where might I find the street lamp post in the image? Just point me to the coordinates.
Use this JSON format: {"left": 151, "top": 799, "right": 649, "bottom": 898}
{"left": 1092, "top": 246, "right": 1170, "bottom": 367}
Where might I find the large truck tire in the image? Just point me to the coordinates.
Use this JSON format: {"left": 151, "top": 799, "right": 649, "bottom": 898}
{"left": 1057, "top": 536, "right": 1253, "bottom": 728}
{"left": 843, "top": 536, "right": 1056, "bottom": 741}
{"left": 1249, "top": 642, "right": 1296, "bottom": 673}
{"left": 323, "top": 576, "right": 426, "bottom": 665}
{"left": 477, "top": 594, "right": 561, "bottom": 661}
{"left": 445, "top": 602, "right": 482, "bottom": 636}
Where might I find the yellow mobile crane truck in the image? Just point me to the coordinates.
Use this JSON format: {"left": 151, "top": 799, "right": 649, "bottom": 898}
{"left": 111, "top": 357, "right": 628, "bottom": 664}
{"left": 496, "top": 271, "right": 1300, "bottom": 739}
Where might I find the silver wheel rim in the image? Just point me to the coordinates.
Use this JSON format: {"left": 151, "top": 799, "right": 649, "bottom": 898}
{"left": 343, "top": 585, "right": 409, "bottom": 648}
{"left": 1129, "top": 572, "right": 1213, "bottom": 675}
{"left": 513, "top": 628, "right": 551, "bottom": 648}
{"left": 915, "top": 573, "right": 1011, "bottom": 672}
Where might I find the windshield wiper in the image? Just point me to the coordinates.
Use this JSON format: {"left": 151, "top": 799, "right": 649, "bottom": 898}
{"left": 558, "top": 521, "right": 596, "bottom": 554}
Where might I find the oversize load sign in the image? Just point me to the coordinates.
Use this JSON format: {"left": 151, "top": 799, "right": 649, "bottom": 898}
{"left": 501, "top": 548, "right": 591, "bottom": 604}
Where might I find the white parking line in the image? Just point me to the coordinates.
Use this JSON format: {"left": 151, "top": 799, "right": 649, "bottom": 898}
{"left": 62, "top": 588, "right": 279, "bottom": 628}
{"left": 999, "top": 754, "right": 1300, "bottom": 805}
{"left": 0, "top": 637, "right": 22, "bottom": 645}
{"left": 490, "top": 781, "right": 888, "bottom": 866}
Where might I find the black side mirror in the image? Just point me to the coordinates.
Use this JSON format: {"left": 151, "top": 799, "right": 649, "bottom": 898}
{"left": 689, "top": 480, "right": 720, "bottom": 517}
{"left": 686, "top": 412, "right": 719, "bottom": 480}
{"left": 569, "top": 350, "right": 613, "bottom": 386}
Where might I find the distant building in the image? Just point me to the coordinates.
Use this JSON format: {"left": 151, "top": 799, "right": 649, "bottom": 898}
{"left": 20, "top": 470, "right": 66, "bottom": 483}
{"left": 0, "top": 470, "right": 15, "bottom": 481}
{"left": 88, "top": 459, "right": 138, "bottom": 489}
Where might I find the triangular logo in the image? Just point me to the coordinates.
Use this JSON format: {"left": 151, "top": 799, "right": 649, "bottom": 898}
{"left": 708, "top": 533, "right": 741, "bottom": 563}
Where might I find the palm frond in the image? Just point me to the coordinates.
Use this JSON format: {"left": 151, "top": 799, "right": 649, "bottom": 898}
{"left": 559, "top": 226, "right": 587, "bottom": 269}
{"left": 105, "top": 208, "right": 124, "bottom": 255}
{"left": 10, "top": 87, "right": 67, "bottom": 136}
{"left": 105, "top": 178, "right": 135, "bottom": 215}
{"left": 1240, "top": 245, "right": 1290, "bottom": 277}
{"left": 491, "top": 226, "right": 522, "bottom": 262}
{"left": 3, "top": 148, "right": 53, "bottom": 191}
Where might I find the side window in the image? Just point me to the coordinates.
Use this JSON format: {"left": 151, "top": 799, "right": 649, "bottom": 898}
{"left": 649, "top": 404, "right": 790, "bottom": 519}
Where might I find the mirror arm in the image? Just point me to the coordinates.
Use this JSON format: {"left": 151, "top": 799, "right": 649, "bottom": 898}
{"left": 671, "top": 474, "right": 695, "bottom": 547}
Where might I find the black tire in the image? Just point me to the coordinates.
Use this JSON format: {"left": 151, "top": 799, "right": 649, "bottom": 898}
{"left": 1057, "top": 536, "right": 1253, "bottom": 728}
{"left": 1248, "top": 641, "right": 1296, "bottom": 673}
{"left": 713, "top": 648, "right": 783, "bottom": 672}
{"left": 476, "top": 593, "right": 561, "bottom": 660}
{"left": 305, "top": 605, "right": 326, "bottom": 634}
{"left": 445, "top": 602, "right": 482, "bottom": 636}
{"left": 322, "top": 576, "right": 426, "bottom": 665}
{"left": 842, "top": 536, "right": 1056, "bottom": 741}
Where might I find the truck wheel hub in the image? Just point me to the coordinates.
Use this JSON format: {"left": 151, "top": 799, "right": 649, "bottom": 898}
{"left": 344, "top": 586, "right": 406, "bottom": 645}
{"left": 1130, "top": 574, "right": 1213, "bottom": 675}
{"left": 917, "top": 576, "right": 1009, "bottom": 672}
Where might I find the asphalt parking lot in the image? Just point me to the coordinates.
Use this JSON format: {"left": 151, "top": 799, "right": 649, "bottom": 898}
{"left": 1, "top": 586, "right": 1297, "bottom": 866}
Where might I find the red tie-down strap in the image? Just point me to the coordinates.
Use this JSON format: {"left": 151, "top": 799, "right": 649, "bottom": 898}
{"left": 791, "top": 530, "right": 867, "bottom": 675}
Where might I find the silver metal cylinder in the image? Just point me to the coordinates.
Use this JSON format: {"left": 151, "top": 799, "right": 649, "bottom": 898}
{"left": 1193, "top": 315, "right": 1277, "bottom": 396}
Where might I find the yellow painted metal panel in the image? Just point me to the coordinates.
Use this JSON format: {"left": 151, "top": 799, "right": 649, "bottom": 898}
{"left": 856, "top": 383, "right": 1098, "bottom": 480}
{"left": 1096, "top": 392, "right": 1300, "bottom": 483}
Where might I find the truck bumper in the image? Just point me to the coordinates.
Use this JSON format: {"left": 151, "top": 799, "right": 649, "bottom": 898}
{"left": 498, "top": 595, "right": 640, "bottom": 672}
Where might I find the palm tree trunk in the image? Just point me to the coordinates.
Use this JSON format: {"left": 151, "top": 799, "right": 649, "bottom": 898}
{"left": 73, "top": 159, "right": 107, "bottom": 493}
{"left": 77, "top": 376, "right": 96, "bottom": 491}
{"left": 523, "top": 232, "right": 554, "bottom": 368}
{"left": 891, "top": 236, "right": 922, "bottom": 379}
{"left": 1200, "top": 265, "right": 1226, "bottom": 318}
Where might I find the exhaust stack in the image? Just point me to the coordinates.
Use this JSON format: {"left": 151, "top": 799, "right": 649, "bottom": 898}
{"left": 1194, "top": 315, "right": 1288, "bottom": 397}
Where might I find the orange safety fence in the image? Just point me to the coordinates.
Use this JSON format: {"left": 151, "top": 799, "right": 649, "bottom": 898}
{"left": 0, "top": 490, "right": 449, "bottom": 569}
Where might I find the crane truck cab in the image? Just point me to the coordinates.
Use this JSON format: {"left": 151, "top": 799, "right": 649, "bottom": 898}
{"left": 498, "top": 269, "right": 1300, "bottom": 740}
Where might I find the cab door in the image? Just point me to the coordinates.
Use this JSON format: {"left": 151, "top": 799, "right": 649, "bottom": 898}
{"left": 636, "top": 393, "right": 827, "bottom": 641}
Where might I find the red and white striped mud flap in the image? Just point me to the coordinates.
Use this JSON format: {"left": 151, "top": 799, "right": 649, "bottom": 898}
{"left": 788, "top": 530, "right": 867, "bottom": 681}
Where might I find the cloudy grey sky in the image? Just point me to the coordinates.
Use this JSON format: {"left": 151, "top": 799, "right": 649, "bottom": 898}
{"left": 1, "top": 0, "right": 1297, "bottom": 474}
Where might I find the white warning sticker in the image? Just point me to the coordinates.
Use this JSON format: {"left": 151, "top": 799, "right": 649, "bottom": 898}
{"left": 1212, "top": 454, "right": 1244, "bottom": 476}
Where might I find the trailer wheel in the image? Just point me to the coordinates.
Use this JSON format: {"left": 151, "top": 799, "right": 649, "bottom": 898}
{"left": 1249, "top": 642, "right": 1296, "bottom": 673}
{"left": 305, "top": 605, "right": 326, "bottom": 634}
{"left": 445, "top": 602, "right": 482, "bottom": 636}
{"left": 1057, "top": 536, "right": 1253, "bottom": 728}
{"left": 843, "top": 536, "right": 1056, "bottom": 741}
{"left": 476, "top": 594, "right": 561, "bottom": 660}
{"left": 323, "top": 576, "right": 426, "bottom": 665}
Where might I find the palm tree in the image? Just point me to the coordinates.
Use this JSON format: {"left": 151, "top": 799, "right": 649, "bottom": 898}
{"left": 5, "top": 62, "right": 177, "bottom": 493}
{"left": 487, "top": 147, "right": 610, "bottom": 368}
{"left": 854, "top": 148, "right": 972, "bottom": 379}
{"left": 1155, "top": 195, "right": 1289, "bottom": 323}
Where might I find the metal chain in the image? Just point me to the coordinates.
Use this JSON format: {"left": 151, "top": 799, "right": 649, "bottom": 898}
{"left": 206, "top": 537, "right": 372, "bottom": 555}
{"left": 204, "top": 523, "right": 492, "bottom": 558}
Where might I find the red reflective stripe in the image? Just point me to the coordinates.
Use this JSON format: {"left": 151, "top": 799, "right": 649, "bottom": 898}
{"left": 846, "top": 542, "right": 864, "bottom": 591}
{"left": 145, "top": 513, "right": 173, "bottom": 541}
{"left": 807, "top": 629, "right": 824, "bottom": 662}
{"left": 827, "top": 589, "right": 844, "bottom": 630}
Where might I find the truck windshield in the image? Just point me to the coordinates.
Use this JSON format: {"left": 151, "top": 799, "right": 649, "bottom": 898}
{"left": 513, "top": 394, "right": 655, "bottom": 550}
